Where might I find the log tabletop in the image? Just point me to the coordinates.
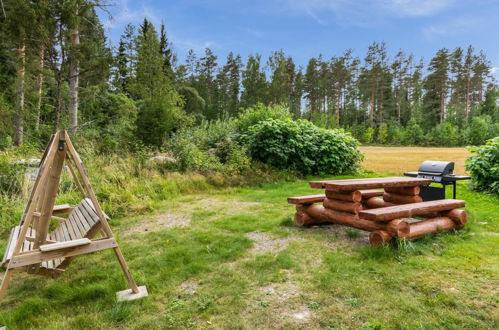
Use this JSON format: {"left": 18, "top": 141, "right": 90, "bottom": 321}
{"left": 309, "top": 177, "right": 432, "bottom": 191}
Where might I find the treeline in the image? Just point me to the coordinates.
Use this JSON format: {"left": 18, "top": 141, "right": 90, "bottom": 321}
{"left": 0, "top": 0, "right": 498, "bottom": 150}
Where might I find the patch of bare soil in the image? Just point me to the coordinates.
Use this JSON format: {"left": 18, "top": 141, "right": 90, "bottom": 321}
{"left": 258, "top": 282, "right": 314, "bottom": 325}
{"left": 180, "top": 280, "right": 199, "bottom": 294}
{"left": 125, "top": 212, "right": 191, "bottom": 235}
{"left": 319, "top": 224, "right": 369, "bottom": 246}
{"left": 245, "top": 232, "right": 301, "bottom": 255}
{"left": 259, "top": 282, "right": 301, "bottom": 303}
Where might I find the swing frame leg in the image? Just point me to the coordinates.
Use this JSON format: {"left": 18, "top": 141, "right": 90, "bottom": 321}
{"left": 0, "top": 269, "right": 13, "bottom": 303}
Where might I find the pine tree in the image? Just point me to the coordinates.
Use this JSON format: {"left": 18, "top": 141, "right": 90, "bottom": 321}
{"left": 241, "top": 54, "right": 267, "bottom": 108}
{"left": 304, "top": 57, "right": 319, "bottom": 119}
{"left": 199, "top": 48, "right": 218, "bottom": 118}
{"left": 359, "top": 42, "right": 391, "bottom": 126}
{"left": 3, "top": 0, "right": 34, "bottom": 145}
{"left": 424, "top": 48, "right": 450, "bottom": 126}
{"left": 267, "top": 50, "right": 294, "bottom": 106}
{"left": 290, "top": 69, "right": 303, "bottom": 119}
{"left": 113, "top": 24, "right": 134, "bottom": 95}
{"left": 159, "top": 22, "right": 173, "bottom": 78}
{"left": 225, "top": 52, "right": 242, "bottom": 115}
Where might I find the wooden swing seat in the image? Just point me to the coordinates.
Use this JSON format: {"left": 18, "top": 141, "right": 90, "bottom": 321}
{"left": 1, "top": 131, "right": 146, "bottom": 303}
{"left": 2, "top": 199, "right": 109, "bottom": 275}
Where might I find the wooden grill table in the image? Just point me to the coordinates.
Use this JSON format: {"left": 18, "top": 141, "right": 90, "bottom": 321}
{"left": 288, "top": 177, "right": 467, "bottom": 245}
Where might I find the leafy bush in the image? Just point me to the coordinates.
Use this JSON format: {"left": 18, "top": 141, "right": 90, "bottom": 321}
{"left": 169, "top": 118, "right": 251, "bottom": 174}
{"left": 466, "top": 137, "right": 499, "bottom": 194}
{"left": 401, "top": 119, "right": 425, "bottom": 145}
{"left": 465, "top": 115, "right": 495, "bottom": 145}
{"left": 376, "top": 124, "right": 389, "bottom": 144}
{"left": 429, "top": 122, "right": 460, "bottom": 146}
{"left": 362, "top": 127, "right": 375, "bottom": 144}
{"left": 244, "top": 119, "right": 362, "bottom": 175}
{"left": 236, "top": 103, "right": 291, "bottom": 133}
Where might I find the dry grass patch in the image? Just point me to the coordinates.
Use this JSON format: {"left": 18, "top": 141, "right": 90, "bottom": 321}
{"left": 359, "top": 146, "right": 469, "bottom": 174}
{"left": 245, "top": 232, "right": 302, "bottom": 255}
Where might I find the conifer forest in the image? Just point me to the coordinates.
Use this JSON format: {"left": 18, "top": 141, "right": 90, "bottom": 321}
{"left": 0, "top": 1, "right": 497, "bottom": 150}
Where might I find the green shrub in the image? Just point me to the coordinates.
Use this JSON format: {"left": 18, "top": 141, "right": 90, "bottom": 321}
{"left": 466, "top": 115, "right": 494, "bottom": 145}
{"left": 429, "top": 122, "right": 460, "bottom": 146}
{"left": 401, "top": 119, "right": 425, "bottom": 145}
{"left": 169, "top": 118, "right": 251, "bottom": 174}
{"left": 466, "top": 137, "right": 499, "bottom": 194}
{"left": 173, "top": 138, "right": 222, "bottom": 172}
{"left": 236, "top": 103, "right": 291, "bottom": 133}
{"left": 244, "top": 119, "right": 362, "bottom": 175}
{"left": 376, "top": 124, "right": 389, "bottom": 144}
{"left": 362, "top": 127, "right": 375, "bottom": 144}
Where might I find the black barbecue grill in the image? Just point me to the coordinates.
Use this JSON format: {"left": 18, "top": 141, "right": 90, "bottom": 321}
{"left": 403, "top": 160, "right": 470, "bottom": 201}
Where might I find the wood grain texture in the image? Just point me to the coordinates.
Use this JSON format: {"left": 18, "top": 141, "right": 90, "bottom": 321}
{"left": 383, "top": 192, "right": 423, "bottom": 204}
{"left": 299, "top": 204, "right": 409, "bottom": 237}
{"left": 310, "top": 177, "right": 431, "bottom": 191}
{"left": 359, "top": 199, "right": 465, "bottom": 221}
{"left": 325, "top": 190, "right": 362, "bottom": 202}
{"left": 384, "top": 186, "right": 420, "bottom": 196}
{"left": 407, "top": 217, "right": 456, "bottom": 239}
{"left": 287, "top": 194, "right": 325, "bottom": 204}
{"left": 323, "top": 198, "right": 363, "bottom": 214}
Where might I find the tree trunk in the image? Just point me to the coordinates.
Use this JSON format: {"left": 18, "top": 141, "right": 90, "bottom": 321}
{"left": 369, "top": 89, "right": 375, "bottom": 125}
{"left": 35, "top": 44, "right": 45, "bottom": 131}
{"left": 336, "top": 87, "right": 341, "bottom": 126}
{"left": 465, "top": 75, "right": 471, "bottom": 121}
{"left": 440, "top": 93, "right": 445, "bottom": 123}
{"left": 14, "top": 34, "right": 26, "bottom": 146}
{"left": 69, "top": 16, "right": 80, "bottom": 132}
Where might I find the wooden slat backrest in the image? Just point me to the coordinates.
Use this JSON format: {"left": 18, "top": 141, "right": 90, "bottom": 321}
{"left": 52, "top": 198, "right": 107, "bottom": 242}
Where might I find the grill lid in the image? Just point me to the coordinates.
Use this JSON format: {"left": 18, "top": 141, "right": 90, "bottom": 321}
{"left": 418, "top": 161, "right": 454, "bottom": 176}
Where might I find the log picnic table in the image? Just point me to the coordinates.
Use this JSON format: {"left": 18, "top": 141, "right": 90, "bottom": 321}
{"left": 288, "top": 177, "right": 467, "bottom": 245}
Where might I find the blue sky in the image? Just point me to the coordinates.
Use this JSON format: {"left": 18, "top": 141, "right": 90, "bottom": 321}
{"left": 99, "top": 0, "right": 499, "bottom": 78}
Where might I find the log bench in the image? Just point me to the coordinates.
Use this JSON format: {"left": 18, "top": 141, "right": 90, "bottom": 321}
{"left": 287, "top": 190, "right": 384, "bottom": 205}
{"left": 359, "top": 199, "right": 465, "bottom": 221}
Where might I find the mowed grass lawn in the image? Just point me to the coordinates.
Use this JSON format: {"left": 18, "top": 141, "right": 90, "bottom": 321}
{"left": 0, "top": 147, "right": 497, "bottom": 329}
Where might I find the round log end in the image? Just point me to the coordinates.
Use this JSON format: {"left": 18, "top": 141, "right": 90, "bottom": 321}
{"left": 442, "top": 209, "right": 468, "bottom": 227}
{"left": 393, "top": 220, "right": 410, "bottom": 238}
{"left": 369, "top": 230, "right": 392, "bottom": 245}
{"left": 294, "top": 211, "right": 311, "bottom": 226}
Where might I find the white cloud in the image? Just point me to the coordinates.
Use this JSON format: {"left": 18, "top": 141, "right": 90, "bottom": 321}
{"left": 172, "top": 39, "right": 216, "bottom": 52}
{"left": 102, "top": 0, "right": 160, "bottom": 31}
{"left": 491, "top": 67, "right": 499, "bottom": 79}
{"left": 422, "top": 17, "right": 479, "bottom": 38}
{"left": 381, "top": 0, "right": 455, "bottom": 17}
{"left": 274, "top": 0, "right": 456, "bottom": 26}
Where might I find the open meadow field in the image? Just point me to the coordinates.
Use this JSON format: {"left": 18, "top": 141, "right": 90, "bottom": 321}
{"left": 359, "top": 146, "right": 470, "bottom": 174}
{"left": 0, "top": 147, "right": 497, "bottom": 329}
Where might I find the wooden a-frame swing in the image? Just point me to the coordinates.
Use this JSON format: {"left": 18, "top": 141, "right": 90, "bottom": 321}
{"left": 0, "top": 131, "right": 147, "bottom": 303}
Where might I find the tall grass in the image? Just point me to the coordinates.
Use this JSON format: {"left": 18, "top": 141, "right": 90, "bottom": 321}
{"left": 0, "top": 148, "right": 293, "bottom": 238}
